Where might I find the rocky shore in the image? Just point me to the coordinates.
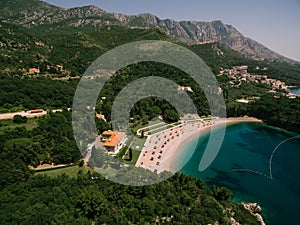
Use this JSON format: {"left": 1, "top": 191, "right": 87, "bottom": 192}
{"left": 241, "top": 203, "right": 266, "bottom": 225}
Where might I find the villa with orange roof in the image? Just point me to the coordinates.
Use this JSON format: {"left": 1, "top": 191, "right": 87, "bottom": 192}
{"left": 28, "top": 68, "right": 40, "bottom": 74}
{"left": 96, "top": 113, "right": 107, "bottom": 122}
{"left": 101, "top": 130, "right": 126, "bottom": 154}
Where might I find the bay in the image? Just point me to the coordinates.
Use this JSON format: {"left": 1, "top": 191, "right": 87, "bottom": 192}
{"left": 180, "top": 122, "right": 300, "bottom": 225}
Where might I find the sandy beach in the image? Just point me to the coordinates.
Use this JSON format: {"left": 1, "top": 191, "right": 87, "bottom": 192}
{"left": 135, "top": 117, "right": 262, "bottom": 173}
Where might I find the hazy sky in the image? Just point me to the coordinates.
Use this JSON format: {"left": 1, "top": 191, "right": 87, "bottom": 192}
{"left": 44, "top": 0, "right": 300, "bottom": 62}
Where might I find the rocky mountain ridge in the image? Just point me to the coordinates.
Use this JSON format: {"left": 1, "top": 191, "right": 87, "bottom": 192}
{"left": 114, "top": 13, "right": 296, "bottom": 63}
{"left": 0, "top": 0, "right": 297, "bottom": 64}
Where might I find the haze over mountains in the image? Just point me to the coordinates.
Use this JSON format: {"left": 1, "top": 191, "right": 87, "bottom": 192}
{"left": 0, "top": 0, "right": 298, "bottom": 64}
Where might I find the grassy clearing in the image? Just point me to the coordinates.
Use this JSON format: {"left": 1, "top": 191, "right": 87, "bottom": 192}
{"left": 131, "top": 137, "right": 147, "bottom": 150}
{"left": 125, "top": 135, "right": 134, "bottom": 146}
{"left": 118, "top": 137, "right": 145, "bottom": 166}
{"left": 173, "top": 122, "right": 182, "bottom": 126}
{"left": 116, "top": 146, "right": 128, "bottom": 160}
{"left": 119, "top": 149, "right": 141, "bottom": 166}
{"left": 94, "top": 166, "right": 118, "bottom": 178}
{"left": 0, "top": 118, "right": 39, "bottom": 133}
{"left": 35, "top": 165, "right": 89, "bottom": 178}
{"left": 128, "top": 149, "right": 141, "bottom": 166}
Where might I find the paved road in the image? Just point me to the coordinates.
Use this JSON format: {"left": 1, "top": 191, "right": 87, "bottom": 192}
{"left": 0, "top": 108, "right": 70, "bottom": 120}
{"left": 84, "top": 142, "right": 95, "bottom": 166}
{"left": 0, "top": 110, "right": 47, "bottom": 120}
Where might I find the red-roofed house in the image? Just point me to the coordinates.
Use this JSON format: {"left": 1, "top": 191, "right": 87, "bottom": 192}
{"left": 101, "top": 130, "right": 126, "bottom": 154}
{"left": 28, "top": 68, "right": 40, "bottom": 74}
{"left": 96, "top": 113, "right": 107, "bottom": 122}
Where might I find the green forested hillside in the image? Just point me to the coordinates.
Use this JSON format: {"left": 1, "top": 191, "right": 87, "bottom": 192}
{"left": 41, "top": 26, "right": 172, "bottom": 75}
{"left": 0, "top": 76, "right": 78, "bottom": 112}
{"left": 1, "top": 13, "right": 300, "bottom": 84}
{"left": 0, "top": 1, "right": 299, "bottom": 224}
{"left": 0, "top": 21, "right": 172, "bottom": 75}
{"left": 189, "top": 43, "right": 300, "bottom": 85}
{"left": 0, "top": 111, "right": 81, "bottom": 187}
{"left": 0, "top": 21, "right": 51, "bottom": 72}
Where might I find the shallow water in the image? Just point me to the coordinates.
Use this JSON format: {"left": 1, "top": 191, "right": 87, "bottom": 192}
{"left": 289, "top": 87, "right": 300, "bottom": 96}
{"left": 179, "top": 122, "right": 300, "bottom": 225}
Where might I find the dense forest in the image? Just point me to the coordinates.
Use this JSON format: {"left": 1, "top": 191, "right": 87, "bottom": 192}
{"left": 226, "top": 94, "right": 300, "bottom": 133}
{"left": 0, "top": 111, "right": 261, "bottom": 224}
{"left": 0, "top": 174, "right": 259, "bottom": 225}
{"left": 0, "top": 169, "right": 260, "bottom": 224}
{"left": 97, "top": 62, "right": 211, "bottom": 123}
{"left": 94, "top": 61, "right": 300, "bottom": 134}
{"left": 249, "top": 95, "right": 300, "bottom": 133}
{"left": 0, "top": 111, "right": 81, "bottom": 188}
{"left": 0, "top": 59, "right": 299, "bottom": 133}
{"left": 0, "top": 76, "right": 78, "bottom": 112}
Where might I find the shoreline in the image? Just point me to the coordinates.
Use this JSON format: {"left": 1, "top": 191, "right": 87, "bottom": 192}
{"left": 135, "top": 117, "right": 266, "bottom": 225}
{"left": 135, "top": 117, "right": 262, "bottom": 174}
{"left": 242, "top": 203, "right": 266, "bottom": 225}
{"left": 170, "top": 117, "right": 263, "bottom": 172}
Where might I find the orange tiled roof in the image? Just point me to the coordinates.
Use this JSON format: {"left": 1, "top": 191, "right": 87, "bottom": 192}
{"left": 102, "top": 130, "right": 113, "bottom": 136}
{"left": 29, "top": 68, "right": 40, "bottom": 73}
{"left": 96, "top": 113, "right": 105, "bottom": 119}
{"left": 102, "top": 131, "right": 125, "bottom": 147}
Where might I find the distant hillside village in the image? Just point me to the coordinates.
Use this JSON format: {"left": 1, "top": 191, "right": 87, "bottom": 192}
{"left": 24, "top": 65, "right": 81, "bottom": 80}
{"left": 26, "top": 63, "right": 298, "bottom": 103}
{"left": 27, "top": 64, "right": 64, "bottom": 74}
{"left": 219, "top": 65, "right": 298, "bottom": 100}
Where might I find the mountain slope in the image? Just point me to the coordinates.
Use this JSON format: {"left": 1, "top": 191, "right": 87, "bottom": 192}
{"left": 1, "top": 0, "right": 300, "bottom": 85}
{"left": 0, "top": 0, "right": 62, "bottom": 26}
{"left": 0, "top": 0, "right": 297, "bottom": 64}
{"left": 0, "top": 20, "right": 172, "bottom": 75}
{"left": 115, "top": 13, "right": 296, "bottom": 63}
{"left": 0, "top": 21, "right": 51, "bottom": 72}
{"left": 0, "top": 0, "right": 122, "bottom": 31}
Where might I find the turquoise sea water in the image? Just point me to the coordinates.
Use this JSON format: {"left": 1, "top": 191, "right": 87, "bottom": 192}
{"left": 179, "top": 122, "right": 300, "bottom": 225}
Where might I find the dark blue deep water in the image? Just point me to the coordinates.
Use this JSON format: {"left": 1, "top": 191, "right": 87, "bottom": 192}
{"left": 180, "top": 122, "right": 300, "bottom": 225}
